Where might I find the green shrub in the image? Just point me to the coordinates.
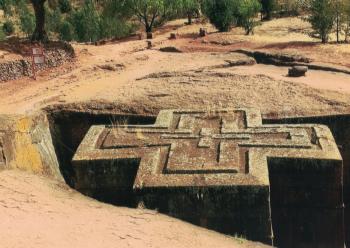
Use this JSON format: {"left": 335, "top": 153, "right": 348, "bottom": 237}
{"left": 0, "top": 0, "right": 14, "bottom": 16}
{"left": 202, "top": 0, "right": 238, "bottom": 32}
{"left": 59, "top": 20, "right": 75, "bottom": 41}
{"left": 58, "top": 0, "right": 72, "bottom": 13}
{"left": 237, "top": 0, "right": 261, "bottom": 35}
{"left": 70, "top": 0, "right": 101, "bottom": 42}
{"left": 2, "top": 20, "right": 14, "bottom": 35}
{"left": 46, "top": 7, "right": 62, "bottom": 34}
{"left": 99, "top": 14, "right": 137, "bottom": 40}
{"left": 19, "top": 7, "right": 35, "bottom": 37}
{"left": 260, "top": 0, "right": 275, "bottom": 20}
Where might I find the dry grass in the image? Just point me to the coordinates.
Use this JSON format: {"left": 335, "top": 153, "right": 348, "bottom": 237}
{"left": 169, "top": 16, "right": 350, "bottom": 68}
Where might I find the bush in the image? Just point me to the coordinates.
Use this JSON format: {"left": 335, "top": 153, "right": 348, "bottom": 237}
{"left": 237, "top": 0, "right": 261, "bottom": 35}
{"left": 202, "top": 0, "right": 238, "bottom": 32}
{"left": 261, "top": 0, "right": 275, "bottom": 20}
{"left": 70, "top": 0, "right": 101, "bottom": 42}
{"left": 19, "top": 5, "right": 35, "bottom": 38}
{"left": 277, "top": 0, "right": 304, "bottom": 17}
{"left": 58, "top": 0, "right": 72, "bottom": 13}
{"left": 46, "top": 7, "right": 62, "bottom": 34}
{"left": 59, "top": 21, "right": 75, "bottom": 41}
{"left": 0, "top": 0, "right": 14, "bottom": 16}
{"left": 99, "top": 15, "right": 137, "bottom": 40}
{"left": 2, "top": 20, "right": 14, "bottom": 35}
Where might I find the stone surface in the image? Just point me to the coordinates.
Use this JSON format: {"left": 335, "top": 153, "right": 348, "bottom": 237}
{"left": 0, "top": 41, "right": 75, "bottom": 82}
{"left": 72, "top": 109, "right": 344, "bottom": 246}
{"left": 199, "top": 28, "right": 207, "bottom": 37}
{"left": 288, "top": 66, "right": 308, "bottom": 77}
{"left": 159, "top": 46, "right": 182, "bottom": 53}
{"left": 0, "top": 113, "right": 63, "bottom": 180}
{"left": 0, "top": 132, "right": 6, "bottom": 167}
{"left": 147, "top": 32, "right": 153, "bottom": 39}
{"left": 170, "top": 33, "right": 177, "bottom": 39}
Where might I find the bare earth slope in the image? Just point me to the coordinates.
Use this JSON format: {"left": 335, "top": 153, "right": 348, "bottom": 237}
{"left": 0, "top": 169, "right": 267, "bottom": 248}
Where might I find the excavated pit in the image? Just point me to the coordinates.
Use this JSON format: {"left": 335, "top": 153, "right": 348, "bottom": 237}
{"left": 47, "top": 110, "right": 154, "bottom": 206}
{"left": 46, "top": 108, "right": 350, "bottom": 247}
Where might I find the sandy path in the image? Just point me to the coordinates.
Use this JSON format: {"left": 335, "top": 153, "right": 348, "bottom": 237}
{"left": 0, "top": 169, "right": 267, "bottom": 248}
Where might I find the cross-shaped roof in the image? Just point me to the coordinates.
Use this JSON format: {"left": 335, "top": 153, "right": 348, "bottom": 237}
{"left": 73, "top": 109, "right": 341, "bottom": 190}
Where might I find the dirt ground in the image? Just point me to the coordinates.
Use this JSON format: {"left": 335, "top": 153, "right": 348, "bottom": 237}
{"left": 1, "top": 17, "right": 350, "bottom": 248}
{"left": 0, "top": 17, "right": 350, "bottom": 117}
{"left": 0, "top": 169, "right": 269, "bottom": 248}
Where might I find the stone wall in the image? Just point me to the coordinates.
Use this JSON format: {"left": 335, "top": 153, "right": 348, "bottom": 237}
{"left": 0, "top": 41, "right": 75, "bottom": 82}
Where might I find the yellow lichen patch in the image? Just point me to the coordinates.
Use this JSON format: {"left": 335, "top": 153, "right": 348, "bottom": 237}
{"left": 9, "top": 116, "right": 44, "bottom": 173}
{"left": 12, "top": 132, "right": 43, "bottom": 173}
{"left": 16, "top": 116, "right": 34, "bottom": 133}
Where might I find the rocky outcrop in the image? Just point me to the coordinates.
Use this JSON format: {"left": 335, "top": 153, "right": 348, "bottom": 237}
{"left": 235, "top": 49, "right": 311, "bottom": 65}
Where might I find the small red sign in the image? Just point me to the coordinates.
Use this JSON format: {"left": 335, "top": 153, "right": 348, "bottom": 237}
{"left": 31, "top": 46, "right": 45, "bottom": 80}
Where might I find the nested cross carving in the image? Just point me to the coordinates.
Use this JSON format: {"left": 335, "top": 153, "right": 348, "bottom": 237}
{"left": 73, "top": 109, "right": 341, "bottom": 189}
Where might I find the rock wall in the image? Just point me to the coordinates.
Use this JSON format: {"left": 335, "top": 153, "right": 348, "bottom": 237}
{"left": 0, "top": 113, "right": 63, "bottom": 181}
{"left": 0, "top": 41, "right": 75, "bottom": 82}
{"left": 1, "top": 108, "right": 350, "bottom": 247}
{"left": 265, "top": 114, "right": 350, "bottom": 247}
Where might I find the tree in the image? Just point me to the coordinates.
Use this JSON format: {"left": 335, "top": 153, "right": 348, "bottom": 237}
{"left": 260, "top": 0, "right": 275, "bottom": 20}
{"left": 30, "top": 0, "right": 48, "bottom": 41}
{"left": 334, "top": 0, "right": 346, "bottom": 43}
{"left": 130, "top": 0, "right": 167, "bottom": 33}
{"left": 345, "top": 0, "right": 350, "bottom": 42}
{"left": 202, "top": 0, "right": 238, "bottom": 32}
{"left": 0, "top": 0, "right": 50, "bottom": 41}
{"left": 181, "top": 0, "right": 200, "bottom": 24}
{"left": 104, "top": 0, "right": 176, "bottom": 33}
{"left": 237, "top": 0, "right": 261, "bottom": 35}
{"left": 2, "top": 20, "right": 14, "bottom": 35}
{"left": 308, "top": 0, "right": 335, "bottom": 43}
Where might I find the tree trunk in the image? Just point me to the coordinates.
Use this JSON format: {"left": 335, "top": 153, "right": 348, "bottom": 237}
{"left": 336, "top": 14, "right": 340, "bottom": 43}
{"left": 31, "top": 0, "right": 48, "bottom": 42}
{"left": 145, "top": 22, "right": 152, "bottom": 33}
{"left": 322, "top": 35, "right": 328, "bottom": 44}
{"left": 187, "top": 13, "right": 192, "bottom": 25}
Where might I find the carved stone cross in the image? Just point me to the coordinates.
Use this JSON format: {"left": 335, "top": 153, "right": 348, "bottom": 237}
{"left": 72, "top": 109, "right": 344, "bottom": 246}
